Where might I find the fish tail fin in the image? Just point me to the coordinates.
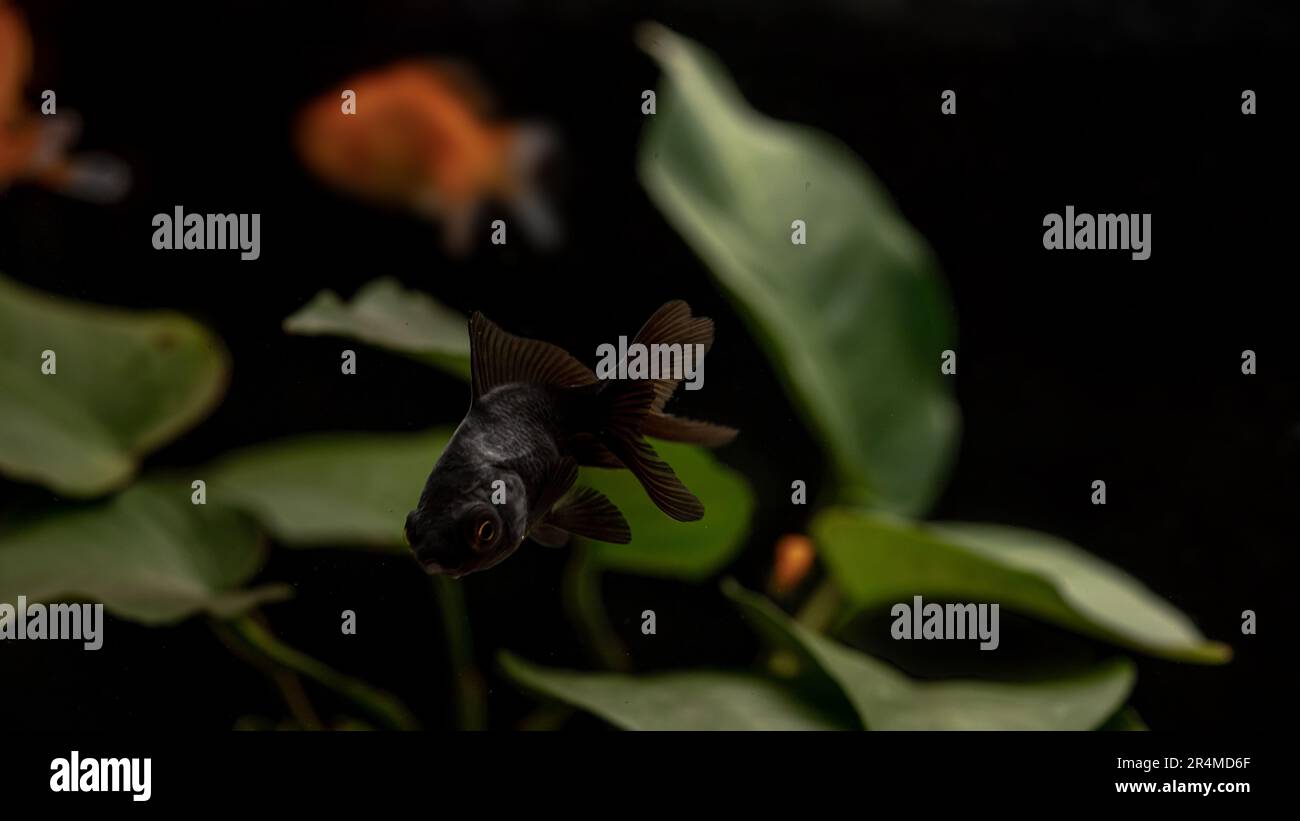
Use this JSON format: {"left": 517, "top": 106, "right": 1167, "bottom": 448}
{"left": 631, "top": 300, "right": 738, "bottom": 447}
{"left": 594, "top": 300, "right": 740, "bottom": 520}
{"left": 505, "top": 123, "right": 562, "bottom": 249}
{"left": 28, "top": 113, "right": 130, "bottom": 203}
{"left": 40, "top": 151, "right": 132, "bottom": 204}
{"left": 640, "top": 413, "right": 738, "bottom": 447}
{"left": 599, "top": 379, "right": 704, "bottom": 522}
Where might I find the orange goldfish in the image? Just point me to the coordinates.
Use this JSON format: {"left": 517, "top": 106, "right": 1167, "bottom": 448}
{"left": 295, "top": 60, "right": 558, "bottom": 254}
{"left": 0, "top": 1, "right": 129, "bottom": 202}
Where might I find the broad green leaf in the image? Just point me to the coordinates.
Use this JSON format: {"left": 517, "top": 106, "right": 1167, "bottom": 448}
{"left": 0, "top": 274, "right": 228, "bottom": 497}
{"left": 500, "top": 651, "right": 848, "bottom": 730}
{"left": 579, "top": 440, "right": 753, "bottom": 579}
{"left": 0, "top": 481, "right": 287, "bottom": 625}
{"left": 724, "top": 580, "right": 1135, "bottom": 730}
{"left": 206, "top": 429, "right": 451, "bottom": 549}
{"left": 283, "top": 277, "right": 470, "bottom": 379}
{"left": 638, "top": 26, "right": 958, "bottom": 516}
{"left": 813, "top": 508, "right": 1230, "bottom": 664}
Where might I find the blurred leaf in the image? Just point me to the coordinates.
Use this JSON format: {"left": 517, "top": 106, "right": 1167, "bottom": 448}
{"left": 813, "top": 509, "right": 1231, "bottom": 664}
{"left": 1100, "top": 706, "right": 1148, "bottom": 731}
{"left": 283, "top": 277, "right": 470, "bottom": 379}
{"left": 0, "top": 274, "right": 228, "bottom": 497}
{"left": 724, "top": 580, "right": 1135, "bottom": 730}
{"left": 578, "top": 440, "right": 753, "bottom": 579}
{"left": 0, "top": 481, "right": 287, "bottom": 625}
{"left": 638, "top": 26, "right": 958, "bottom": 516}
{"left": 500, "top": 651, "right": 848, "bottom": 730}
{"left": 207, "top": 429, "right": 451, "bottom": 549}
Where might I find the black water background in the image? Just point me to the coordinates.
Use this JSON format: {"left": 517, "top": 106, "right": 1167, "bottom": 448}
{"left": 0, "top": 0, "right": 1294, "bottom": 731}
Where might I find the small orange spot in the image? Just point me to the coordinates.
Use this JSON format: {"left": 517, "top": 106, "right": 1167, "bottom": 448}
{"left": 772, "top": 533, "right": 815, "bottom": 595}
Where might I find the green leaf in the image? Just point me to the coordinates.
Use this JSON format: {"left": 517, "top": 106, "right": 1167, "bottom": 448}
{"left": 0, "top": 481, "right": 287, "bottom": 625}
{"left": 813, "top": 508, "right": 1231, "bottom": 664}
{"left": 578, "top": 440, "right": 753, "bottom": 579}
{"left": 206, "top": 429, "right": 451, "bottom": 549}
{"left": 724, "top": 580, "right": 1136, "bottom": 730}
{"left": 638, "top": 26, "right": 958, "bottom": 516}
{"left": 283, "top": 277, "right": 470, "bottom": 379}
{"left": 1100, "top": 706, "right": 1148, "bottom": 731}
{"left": 0, "top": 274, "right": 228, "bottom": 497}
{"left": 499, "top": 651, "right": 848, "bottom": 730}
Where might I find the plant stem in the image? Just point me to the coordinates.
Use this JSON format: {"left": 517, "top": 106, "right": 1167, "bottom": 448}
{"left": 272, "top": 669, "right": 324, "bottom": 730}
{"left": 209, "top": 618, "right": 323, "bottom": 729}
{"left": 432, "top": 575, "right": 488, "bottom": 730}
{"left": 794, "top": 579, "right": 842, "bottom": 633}
{"left": 218, "top": 614, "right": 419, "bottom": 730}
{"left": 563, "top": 547, "right": 630, "bottom": 672}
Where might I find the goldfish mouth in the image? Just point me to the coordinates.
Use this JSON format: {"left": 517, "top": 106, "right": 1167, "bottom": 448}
{"left": 417, "top": 558, "right": 466, "bottom": 579}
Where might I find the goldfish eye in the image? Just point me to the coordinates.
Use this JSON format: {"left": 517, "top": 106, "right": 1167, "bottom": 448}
{"left": 472, "top": 518, "right": 496, "bottom": 550}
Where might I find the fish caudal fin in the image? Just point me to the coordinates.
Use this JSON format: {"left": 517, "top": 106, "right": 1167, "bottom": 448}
{"left": 631, "top": 300, "right": 738, "bottom": 448}
{"left": 641, "top": 413, "right": 738, "bottom": 447}
{"left": 43, "top": 152, "right": 131, "bottom": 204}
{"left": 27, "top": 115, "right": 130, "bottom": 204}
{"left": 506, "top": 124, "right": 562, "bottom": 249}
{"left": 601, "top": 379, "right": 705, "bottom": 521}
{"left": 595, "top": 300, "right": 741, "bottom": 521}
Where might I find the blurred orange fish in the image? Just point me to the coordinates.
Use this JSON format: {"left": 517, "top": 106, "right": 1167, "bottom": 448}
{"left": 295, "top": 60, "right": 558, "bottom": 254}
{"left": 0, "top": 1, "right": 129, "bottom": 202}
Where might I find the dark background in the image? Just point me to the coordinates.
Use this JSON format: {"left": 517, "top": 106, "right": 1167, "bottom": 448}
{"left": 0, "top": 0, "right": 1294, "bottom": 731}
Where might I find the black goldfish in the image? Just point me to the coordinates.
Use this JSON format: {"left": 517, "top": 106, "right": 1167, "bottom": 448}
{"left": 404, "top": 301, "right": 736, "bottom": 578}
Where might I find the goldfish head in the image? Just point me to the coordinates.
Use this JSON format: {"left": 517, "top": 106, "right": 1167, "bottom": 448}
{"left": 404, "top": 463, "right": 528, "bottom": 578}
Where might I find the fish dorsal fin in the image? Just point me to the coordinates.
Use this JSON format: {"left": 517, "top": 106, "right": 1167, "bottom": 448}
{"left": 469, "top": 311, "right": 598, "bottom": 401}
{"left": 418, "top": 59, "right": 499, "bottom": 118}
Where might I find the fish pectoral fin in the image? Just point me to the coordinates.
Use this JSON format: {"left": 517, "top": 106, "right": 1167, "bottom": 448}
{"left": 531, "top": 456, "right": 579, "bottom": 520}
{"left": 468, "top": 311, "right": 597, "bottom": 401}
{"left": 546, "top": 486, "right": 631, "bottom": 544}
{"left": 529, "top": 523, "right": 570, "bottom": 548}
